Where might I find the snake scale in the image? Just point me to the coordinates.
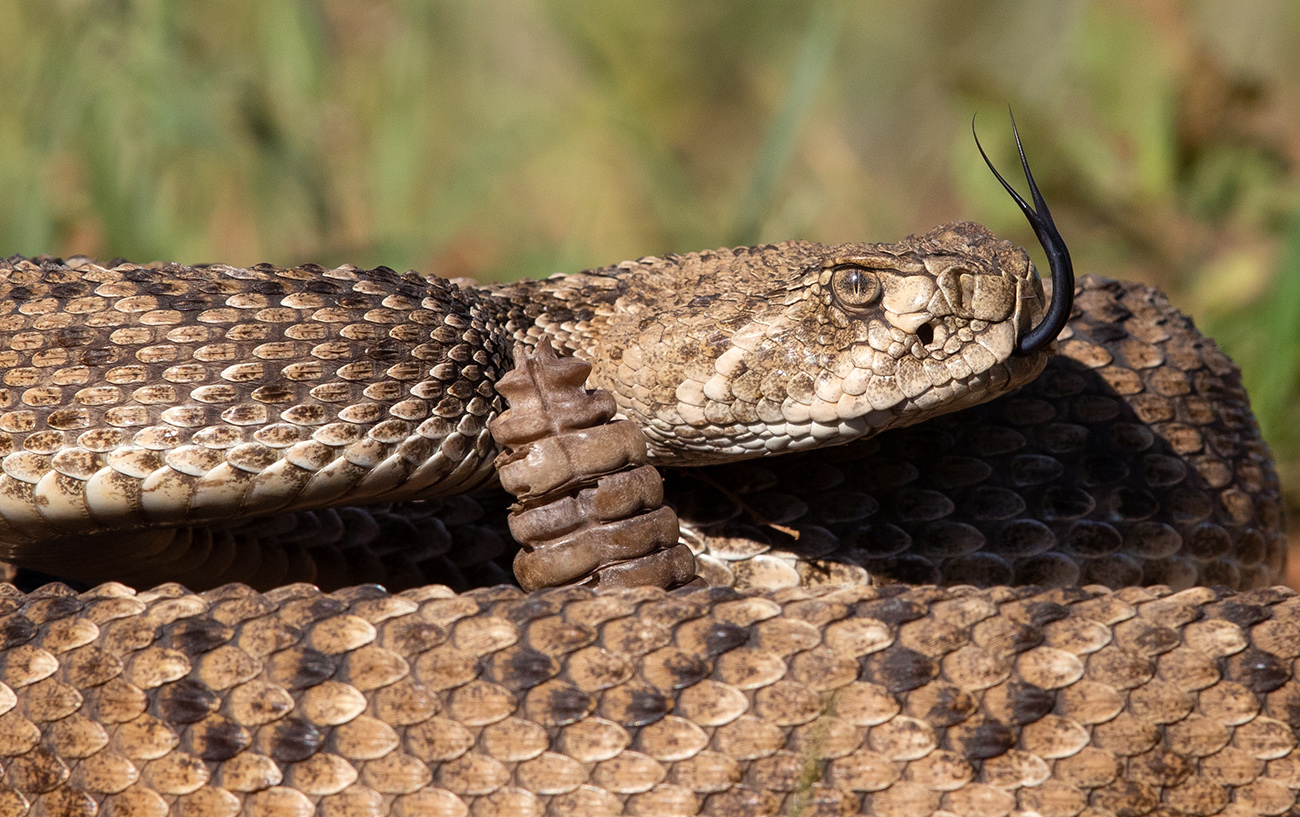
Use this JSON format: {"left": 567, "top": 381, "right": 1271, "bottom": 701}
{"left": 0, "top": 133, "right": 1289, "bottom": 816}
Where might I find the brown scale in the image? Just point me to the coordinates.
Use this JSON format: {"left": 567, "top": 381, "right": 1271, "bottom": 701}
{"left": 487, "top": 339, "right": 695, "bottom": 591}
{"left": 2, "top": 580, "right": 1300, "bottom": 815}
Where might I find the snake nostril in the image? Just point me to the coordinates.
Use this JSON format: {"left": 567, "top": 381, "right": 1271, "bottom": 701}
{"left": 917, "top": 322, "right": 935, "bottom": 347}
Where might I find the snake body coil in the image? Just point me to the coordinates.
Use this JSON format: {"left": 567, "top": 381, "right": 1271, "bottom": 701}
{"left": 0, "top": 218, "right": 1050, "bottom": 587}
{"left": 0, "top": 133, "right": 1288, "bottom": 815}
{"left": 0, "top": 578, "right": 1297, "bottom": 817}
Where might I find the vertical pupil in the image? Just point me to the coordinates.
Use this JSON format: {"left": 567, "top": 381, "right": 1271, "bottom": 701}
{"left": 834, "top": 266, "right": 875, "bottom": 306}
{"left": 842, "top": 268, "right": 869, "bottom": 300}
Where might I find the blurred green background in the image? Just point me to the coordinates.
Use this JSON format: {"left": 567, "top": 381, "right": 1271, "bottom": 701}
{"left": 3, "top": 0, "right": 1300, "bottom": 569}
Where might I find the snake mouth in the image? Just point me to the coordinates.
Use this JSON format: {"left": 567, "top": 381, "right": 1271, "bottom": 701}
{"left": 974, "top": 113, "right": 1074, "bottom": 355}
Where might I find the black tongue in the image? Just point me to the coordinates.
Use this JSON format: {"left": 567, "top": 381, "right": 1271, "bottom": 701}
{"left": 972, "top": 112, "right": 1074, "bottom": 355}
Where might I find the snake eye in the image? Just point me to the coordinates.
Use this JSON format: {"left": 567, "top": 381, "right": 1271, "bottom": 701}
{"left": 830, "top": 265, "right": 881, "bottom": 311}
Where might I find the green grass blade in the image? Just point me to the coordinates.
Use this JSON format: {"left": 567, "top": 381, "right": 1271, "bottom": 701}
{"left": 1247, "top": 207, "right": 1300, "bottom": 446}
{"left": 730, "top": 0, "right": 845, "bottom": 246}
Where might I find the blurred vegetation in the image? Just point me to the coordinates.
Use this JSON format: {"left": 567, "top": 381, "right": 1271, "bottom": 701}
{"left": 4, "top": 0, "right": 1300, "bottom": 525}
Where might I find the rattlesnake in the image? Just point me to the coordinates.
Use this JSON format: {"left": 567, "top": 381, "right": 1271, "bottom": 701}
{"left": 0, "top": 132, "right": 1287, "bottom": 816}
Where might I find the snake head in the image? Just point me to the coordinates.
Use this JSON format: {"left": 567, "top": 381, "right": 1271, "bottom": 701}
{"left": 540, "top": 223, "right": 1053, "bottom": 464}
{"left": 636, "top": 224, "right": 1053, "bottom": 462}
{"left": 513, "top": 120, "right": 1069, "bottom": 464}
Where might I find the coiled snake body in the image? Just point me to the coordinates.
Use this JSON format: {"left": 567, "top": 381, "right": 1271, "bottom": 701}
{"left": 0, "top": 143, "right": 1288, "bottom": 816}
